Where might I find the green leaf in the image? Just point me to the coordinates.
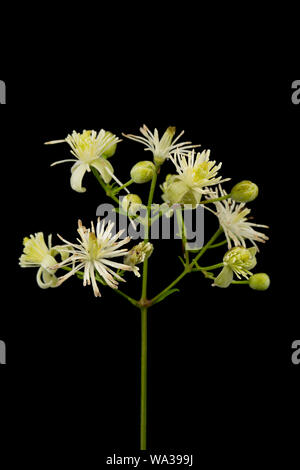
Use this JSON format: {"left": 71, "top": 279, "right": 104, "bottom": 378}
{"left": 152, "top": 288, "right": 180, "bottom": 305}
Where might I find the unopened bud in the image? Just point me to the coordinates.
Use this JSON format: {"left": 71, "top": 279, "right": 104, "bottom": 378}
{"left": 231, "top": 180, "right": 259, "bottom": 203}
{"left": 249, "top": 273, "right": 270, "bottom": 291}
{"left": 131, "top": 161, "right": 156, "bottom": 184}
{"left": 122, "top": 194, "right": 143, "bottom": 215}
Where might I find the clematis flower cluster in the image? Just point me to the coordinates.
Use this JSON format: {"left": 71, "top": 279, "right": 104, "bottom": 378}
{"left": 19, "top": 124, "right": 271, "bottom": 455}
{"left": 20, "top": 124, "right": 270, "bottom": 296}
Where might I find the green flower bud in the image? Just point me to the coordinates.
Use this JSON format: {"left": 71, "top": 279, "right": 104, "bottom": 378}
{"left": 102, "top": 131, "right": 118, "bottom": 158}
{"left": 231, "top": 180, "right": 259, "bottom": 203}
{"left": 130, "top": 161, "right": 156, "bottom": 184}
{"left": 122, "top": 194, "right": 142, "bottom": 215}
{"left": 249, "top": 273, "right": 270, "bottom": 291}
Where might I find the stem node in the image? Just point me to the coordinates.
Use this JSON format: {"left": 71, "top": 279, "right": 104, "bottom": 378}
{"left": 138, "top": 298, "right": 153, "bottom": 309}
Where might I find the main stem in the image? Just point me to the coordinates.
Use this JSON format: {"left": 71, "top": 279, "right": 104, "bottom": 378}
{"left": 140, "top": 306, "right": 148, "bottom": 450}
{"left": 139, "top": 167, "right": 158, "bottom": 450}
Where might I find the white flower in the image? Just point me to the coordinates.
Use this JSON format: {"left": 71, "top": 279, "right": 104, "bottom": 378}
{"left": 170, "top": 149, "right": 229, "bottom": 192}
{"left": 45, "top": 129, "right": 125, "bottom": 193}
{"left": 54, "top": 219, "right": 138, "bottom": 298}
{"left": 224, "top": 246, "right": 257, "bottom": 278}
{"left": 213, "top": 247, "right": 258, "bottom": 288}
{"left": 161, "top": 150, "right": 229, "bottom": 207}
{"left": 205, "top": 186, "right": 269, "bottom": 250}
{"left": 19, "top": 232, "right": 67, "bottom": 289}
{"left": 123, "top": 124, "right": 200, "bottom": 164}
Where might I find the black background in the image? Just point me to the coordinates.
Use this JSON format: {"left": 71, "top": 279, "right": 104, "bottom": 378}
{"left": 0, "top": 77, "right": 299, "bottom": 466}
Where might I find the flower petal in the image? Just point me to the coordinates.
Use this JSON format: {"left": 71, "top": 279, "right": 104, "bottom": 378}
{"left": 213, "top": 266, "right": 233, "bottom": 288}
{"left": 91, "top": 158, "right": 114, "bottom": 184}
{"left": 70, "top": 163, "right": 88, "bottom": 193}
{"left": 36, "top": 267, "right": 58, "bottom": 289}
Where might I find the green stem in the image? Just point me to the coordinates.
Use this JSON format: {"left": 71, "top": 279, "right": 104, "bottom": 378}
{"left": 201, "top": 272, "right": 250, "bottom": 285}
{"left": 139, "top": 166, "right": 158, "bottom": 451}
{"left": 114, "top": 287, "right": 139, "bottom": 306}
{"left": 190, "top": 227, "right": 223, "bottom": 268}
{"left": 151, "top": 227, "right": 223, "bottom": 305}
{"left": 192, "top": 263, "right": 224, "bottom": 272}
{"left": 141, "top": 167, "right": 158, "bottom": 300}
{"left": 145, "top": 169, "right": 158, "bottom": 242}
{"left": 199, "top": 194, "right": 231, "bottom": 205}
{"left": 231, "top": 280, "right": 249, "bottom": 285}
{"left": 60, "top": 266, "right": 138, "bottom": 306}
{"left": 141, "top": 258, "right": 149, "bottom": 301}
{"left": 175, "top": 207, "right": 189, "bottom": 266}
{"left": 151, "top": 270, "right": 187, "bottom": 305}
{"left": 140, "top": 306, "right": 147, "bottom": 450}
{"left": 91, "top": 167, "right": 120, "bottom": 204}
{"left": 112, "top": 179, "right": 134, "bottom": 195}
{"left": 208, "top": 240, "right": 228, "bottom": 249}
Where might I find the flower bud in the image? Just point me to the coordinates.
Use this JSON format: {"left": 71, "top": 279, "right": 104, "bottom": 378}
{"left": 231, "top": 180, "right": 259, "bottom": 203}
{"left": 102, "top": 131, "right": 118, "bottom": 158}
{"left": 124, "top": 241, "right": 154, "bottom": 267}
{"left": 249, "top": 273, "right": 270, "bottom": 291}
{"left": 130, "top": 161, "right": 156, "bottom": 184}
{"left": 122, "top": 194, "right": 143, "bottom": 215}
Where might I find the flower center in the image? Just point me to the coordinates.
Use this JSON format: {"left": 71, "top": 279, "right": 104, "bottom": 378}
{"left": 72, "top": 131, "right": 101, "bottom": 163}
{"left": 23, "top": 236, "right": 49, "bottom": 264}
{"left": 87, "top": 232, "right": 101, "bottom": 260}
{"left": 192, "top": 162, "right": 210, "bottom": 184}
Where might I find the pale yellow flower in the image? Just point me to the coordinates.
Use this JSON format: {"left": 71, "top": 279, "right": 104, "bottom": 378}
{"left": 45, "top": 129, "right": 124, "bottom": 193}
{"left": 205, "top": 186, "right": 269, "bottom": 249}
{"left": 123, "top": 124, "right": 200, "bottom": 164}
{"left": 19, "top": 232, "right": 67, "bottom": 289}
